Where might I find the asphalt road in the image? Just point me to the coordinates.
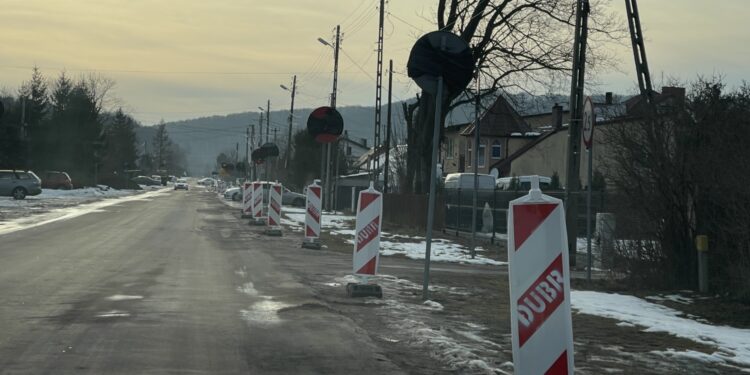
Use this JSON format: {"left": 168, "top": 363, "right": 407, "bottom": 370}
{"left": 0, "top": 189, "right": 403, "bottom": 374}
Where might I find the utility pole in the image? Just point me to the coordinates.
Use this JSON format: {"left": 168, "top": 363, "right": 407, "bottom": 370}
{"left": 564, "top": 0, "right": 590, "bottom": 267}
{"left": 283, "top": 75, "right": 297, "bottom": 170}
{"left": 470, "top": 72, "right": 481, "bottom": 259}
{"left": 245, "top": 127, "right": 250, "bottom": 179}
{"left": 273, "top": 128, "right": 278, "bottom": 181}
{"left": 322, "top": 25, "right": 341, "bottom": 211}
{"left": 266, "top": 99, "right": 270, "bottom": 143}
{"left": 250, "top": 124, "right": 256, "bottom": 180}
{"left": 383, "top": 59, "right": 393, "bottom": 193}
{"left": 372, "top": 0, "right": 385, "bottom": 185}
{"left": 258, "top": 111, "right": 264, "bottom": 147}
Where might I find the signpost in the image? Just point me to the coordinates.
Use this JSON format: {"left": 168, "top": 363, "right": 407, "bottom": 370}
{"left": 347, "top": 182, "right": 383, "bottom": 298}
{"left": 307, "top": 106, "right": 344, "bottom": 212}
{"left": 407, "top": 30, "right": 474, "bottom": 300}
{"left": 582, "top": 96, "right": 595, "bottom": 282}
{"left": 264, "top": 182, "right": 283, "bottom": 236}
{"left": 302, "top": 181, "right": 322, "bottom": 249}
{"left": 508, "top": 176, "right": 574, "bottom": 374}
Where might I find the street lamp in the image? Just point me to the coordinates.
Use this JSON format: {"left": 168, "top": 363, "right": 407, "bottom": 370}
{"left": 317, "top": 37, "right": 330, "bottom": 47}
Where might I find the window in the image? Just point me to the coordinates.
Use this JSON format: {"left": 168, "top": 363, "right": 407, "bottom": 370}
{"left": 346, "top": 146, "right": 352, "bottom": 156}
{"left": 445, "top": 138, "right": 454, "bottom": 159}
{"left": 478, "top": 142, "right": 486, "bottom": 167}
{"left": 467, "top": 141, "right": 472, "bottom": 167}
{"left": 491, "top": 140, "right": 502, "bottom": 159}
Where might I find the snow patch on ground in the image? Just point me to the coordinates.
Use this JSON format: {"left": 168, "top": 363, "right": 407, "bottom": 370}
{"left": 379, "top": 239, "right": 505, "bottom": 266}
{"left": 106, "top": 295, "right": 143, "bottom": 301}
{"left": 0, "top": 188, "right": 169, "bottom": 236}
{"left": 282, "top": 207, "right": 504, "bottom": 266}
{"left": 645, "top": 294, "right": 694, "bottom": 305}
{"left": 572, "top": 290, "right": 750, "bottom": 367}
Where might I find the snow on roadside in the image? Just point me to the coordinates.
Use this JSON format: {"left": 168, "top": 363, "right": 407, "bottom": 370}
{"left": 0, "top": 187, "right": 137, "bottom": 208}
{"left": 283, "top": 208, "right": 504, "bottom": 266}
{"left": 571, "top": 290, "right": 750, "bottom": 367}
{"left": 0, "top": 188, "right": 169, "bottom": 236}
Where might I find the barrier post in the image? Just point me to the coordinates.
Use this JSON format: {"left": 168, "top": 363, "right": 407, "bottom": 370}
{"left": 264, "top": 182, "right": 283, "bottom": 236}
{"left": 347, "top": 182, "right": 383, "bottom": 298}
{"left": 249, "top": 181, "right": 266, "bottom": 226}
{"left": 302, "top": 181, "right": 323, "bottom": 249}
{"left": 508, "top": 176, "right": 574, "bottom": 374}
{"left": 241, "top": 182, "right": 253, "bottom": 218}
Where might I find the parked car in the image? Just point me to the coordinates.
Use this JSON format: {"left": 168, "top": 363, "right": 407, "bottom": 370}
{"left": 131, "top": 176, "right": 161, "bottom": 186}
{"left": 443, "top": 173, "right": 496, "bottom": 190}
{"left": 41, "top": 171, "right": 73, "bottom": 190}
{"left": 174, "top": 179, "right": 189, "bottom": 190}
{"left": 282, "top": 188, "right": 305, "bottom": 207}
{"left": 496, "top": 175, "right": 552, "bottom": 191}
{"left": 0, "top": 170, "right": 43, "bottom": 199}
{"left": 224, "top": 187, "right": 242, "bottom": 201}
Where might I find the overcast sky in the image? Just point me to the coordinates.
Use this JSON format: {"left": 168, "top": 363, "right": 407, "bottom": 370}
{"left": 0, "top": 0, "right": 747, "bottom": 124}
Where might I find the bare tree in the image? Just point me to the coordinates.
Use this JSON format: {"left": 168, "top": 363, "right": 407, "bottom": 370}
{"left": 405, "top": 0, "right": 624, "bottom": 193}
{"left": 603, "top": 79, "right": 750, "bottom": 299}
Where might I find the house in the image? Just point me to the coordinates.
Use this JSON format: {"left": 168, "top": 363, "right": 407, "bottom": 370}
{"left": 441, "top": 95, "right": 540, "bottom": 176}
{"left": 495, "top": 87, "right": 685, "bottom": 185}
{"left": 340, "top": 131, "right": 369, "bottom": 166}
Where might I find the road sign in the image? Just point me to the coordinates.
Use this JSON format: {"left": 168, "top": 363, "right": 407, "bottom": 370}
{"left": 507, "top": 176, "right": 574, "bottom": 374}
{"left": 307, "top": 106, "right": 344, "bottom": 143}
{"left": 241, "top": 182, "right": 252, "bottom": 218}
{"left": 352, "top": 184, "right": 382, "bottom": 276}
{"left": 582, "top": 96, "right": 595, "bottom": 149}
{"left": 407, "top": 31, "right": 474, "bottom": 96}
{"left": 266, "top": 182, "right": 282, "bottom": 230}
{"left": 305, "top": 182, "right": 322, "bottom": 242}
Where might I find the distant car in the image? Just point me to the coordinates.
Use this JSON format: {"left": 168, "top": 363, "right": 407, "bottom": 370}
{"left": 174, "top": 179, "right": 189, "bottom": 190}
{"left": 0, "top": 170, "right": 43, "bottom": 199}
{"left": 224, "top": 187, "right": 241, "bottom": 201}
{"left": 197, "top": 178, "right": 216, "bottom": 186}
{"left": 41, "top": 171, "right": 73, "bottom": 190}
{"left": 131, "top": 176, "right": 161, "bottom": 186}
{"left": 443, "top": 173, "right": 496, "bottom": 190}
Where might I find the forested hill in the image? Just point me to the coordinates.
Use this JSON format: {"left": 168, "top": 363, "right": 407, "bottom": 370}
{"left": 137, "top": 92, "right": 606, "bottom": 176}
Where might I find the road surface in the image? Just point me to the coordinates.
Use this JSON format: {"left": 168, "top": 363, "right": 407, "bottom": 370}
{"left": 0, "top": 189, "right": 403, "bottom": 374}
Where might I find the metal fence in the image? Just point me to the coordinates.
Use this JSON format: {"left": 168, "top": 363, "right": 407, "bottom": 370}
{"left": 443, "top": 188, "right": 607, "bottom": 237}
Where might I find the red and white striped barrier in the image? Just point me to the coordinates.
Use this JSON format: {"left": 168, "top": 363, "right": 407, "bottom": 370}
{"left": 267, "top": 182, "right": 282, "bottom": 229}
{"left": 508, "top": 176, "right": 574, "bottom": 374}
{"left": 304, "top": 182, "right": 322, "bottom": 241}
{"left": 352, "top": 185, "right": 382, "bottom": 276}
{"left": 242, "top": 182, "right": 252, "bottom": 217}
{"left": 251, "top": 182, "right": 264, "bottom": 220}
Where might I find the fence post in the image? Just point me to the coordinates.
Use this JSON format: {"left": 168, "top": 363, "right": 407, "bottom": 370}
{"left": 456, "top": 187, "right": 461, "bottom": 236}
{"left": 491, "top": 186, "right": 497, "bottom": 244}
{"left": 696, "top": 235, "right": 709, "bottom": 293}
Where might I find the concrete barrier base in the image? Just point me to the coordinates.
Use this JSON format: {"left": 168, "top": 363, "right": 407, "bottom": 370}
{"left": 346, "top": 283, "right": 382, "bottom": 298}
{"left": 264, "top": 227, "right": 282, "bottom": 236}
{"left": 301, "top": 239, "right": 321, "bottom": 249}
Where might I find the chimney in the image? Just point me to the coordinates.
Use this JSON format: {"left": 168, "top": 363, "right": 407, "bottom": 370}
{"left": 605, "top": 92, "right": 613, "bottom": 105}
{"left": 661, "top": 86, "right": 686, "bottom": 103}
{"left": 552, "top": 103, "right": 563, "bottom": 130}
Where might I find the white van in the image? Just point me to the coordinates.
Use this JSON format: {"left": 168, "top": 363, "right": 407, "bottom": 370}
{"left": 496, "top": 175, "right": 552, "bottom": 190}
{"left": 443, "top": 173, "right": 496, "bottom": 190}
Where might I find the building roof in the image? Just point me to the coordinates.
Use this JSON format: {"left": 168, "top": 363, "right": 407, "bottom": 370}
{"left": 460, "top": 95, "right": 531, "bottom": 137}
